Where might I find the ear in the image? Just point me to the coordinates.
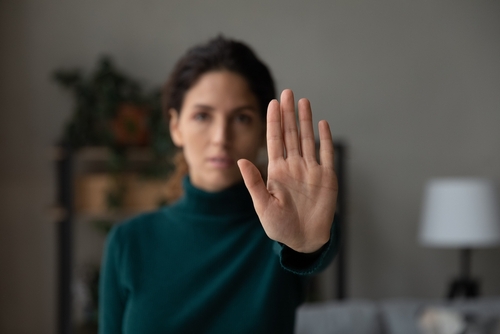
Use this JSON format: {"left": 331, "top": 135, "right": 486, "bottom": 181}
{"left": 168, "top": 108, "right": 183, "bottom": 147}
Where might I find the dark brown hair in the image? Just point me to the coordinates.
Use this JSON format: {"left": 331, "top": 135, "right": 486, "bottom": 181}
{"left": 162, "top": 35, "right": 276, "bottom": 200}
{"left": 163, "top": 35, "right": 276, "bottom": 118}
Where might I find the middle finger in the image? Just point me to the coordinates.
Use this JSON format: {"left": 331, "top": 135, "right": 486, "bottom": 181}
{"left": 281, "top": 89, "right": 300, "bottom": 158}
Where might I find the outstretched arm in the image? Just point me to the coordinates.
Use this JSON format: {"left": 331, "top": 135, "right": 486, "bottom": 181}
{"left": 237, "top": 89, "right": 338, "bottom": 253}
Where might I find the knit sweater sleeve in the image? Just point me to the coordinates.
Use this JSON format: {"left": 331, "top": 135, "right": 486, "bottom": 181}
{"left": 278, "top": 215, "right": 341, "bottom": 275}
{"left": 98, "top": 224, "right": 128, "bottom": 334}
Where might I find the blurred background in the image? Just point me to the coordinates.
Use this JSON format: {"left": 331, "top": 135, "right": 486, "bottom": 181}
{"left": 1, "top": 0, "right": 500, "bottom": 333}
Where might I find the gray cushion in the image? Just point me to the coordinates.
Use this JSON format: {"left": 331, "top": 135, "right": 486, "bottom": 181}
{"left": 380, "top": 298, "right": 500, "bottom": 334}
{"left": 295, "top": 300, "right": 383, "bottom": 334}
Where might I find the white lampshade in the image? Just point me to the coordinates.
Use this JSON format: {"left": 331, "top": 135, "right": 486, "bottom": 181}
{"left": 419, "top": 178, "right": 500, "bottom": 248}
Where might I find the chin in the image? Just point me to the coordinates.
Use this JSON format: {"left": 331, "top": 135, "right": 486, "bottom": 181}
{"left": 210, "top": 176, "right": 243, "bottom": 191}
{"left": 193, "top": 169, "right": 244, "bottom": 192}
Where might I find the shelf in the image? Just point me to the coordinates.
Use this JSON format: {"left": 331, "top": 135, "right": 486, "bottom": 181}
{"left": 52, "top": 146, "right": 157, "bottom": 161}
{"left": 74, "top": 209, "right": 156, "bottom": 223}
{"left": 74, "top": 173, "right": 170, "bottom": 214}
{"left": 75, "top": 146, "right": 157, "bottom": 162}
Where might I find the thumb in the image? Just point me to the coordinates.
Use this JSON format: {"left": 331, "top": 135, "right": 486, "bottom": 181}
{"left": 237, "top": 159, "right": 270, "bottom": 214}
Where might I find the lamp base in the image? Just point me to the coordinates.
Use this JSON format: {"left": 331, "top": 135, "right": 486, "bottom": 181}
{"left": 447, "top": 277, "right": 479, "bottom": 299}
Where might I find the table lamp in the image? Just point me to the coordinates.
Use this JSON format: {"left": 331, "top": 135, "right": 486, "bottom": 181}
{"left": 419, "top": 178, "right": 500, "bottom": 299}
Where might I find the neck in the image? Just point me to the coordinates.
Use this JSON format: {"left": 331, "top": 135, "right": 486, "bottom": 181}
{"left": 175, "top": 176, "right": 255, "bottom": 216}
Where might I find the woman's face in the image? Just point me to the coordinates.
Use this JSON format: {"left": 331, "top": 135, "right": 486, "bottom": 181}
{"left": 169, "top": 70, "right": 266, "bottom": 192}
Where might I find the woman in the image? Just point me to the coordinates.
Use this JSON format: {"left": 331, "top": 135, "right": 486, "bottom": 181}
{"left": 99, "top": 36, "right": 339, "bottom": 333}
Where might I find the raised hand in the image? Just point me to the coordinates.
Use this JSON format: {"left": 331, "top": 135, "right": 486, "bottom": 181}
{"left": 237, "top": 89, "right": 338, "bottom": 253}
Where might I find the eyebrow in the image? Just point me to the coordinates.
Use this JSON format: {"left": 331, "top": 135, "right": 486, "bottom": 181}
{"left": 193, "top": 104, "right": 258, "bottom": 113}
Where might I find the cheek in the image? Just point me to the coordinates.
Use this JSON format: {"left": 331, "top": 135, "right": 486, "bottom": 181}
{"left": 237, "top": 131, "right": 265, "bottom": 156}
{"left": 182, "top": 145, "right": 204, "bottom": 174}
{"left": 178, "top": 128, "right": 205, "bottom": 159}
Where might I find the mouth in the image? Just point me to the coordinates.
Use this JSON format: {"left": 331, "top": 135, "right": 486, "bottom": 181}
{"left": 207, "top": 156, "right": 235, "bottom": 168}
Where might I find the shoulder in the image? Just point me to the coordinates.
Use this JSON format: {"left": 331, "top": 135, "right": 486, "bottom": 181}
{"left": 108, "top": 209, "right": 168, "bottom": 246}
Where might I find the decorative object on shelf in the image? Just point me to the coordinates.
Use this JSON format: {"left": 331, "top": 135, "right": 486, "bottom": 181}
{"left": 111, "top": 103, "right": 151, "bottom": 147}
{"left": 419, "top": 178, "right": 500, "bottom": 299}
{"left": 53, "top": 56, "right": 171, "bottom": 152}
{"left": 75, "top": 173, "right": 171, "bottom": 214}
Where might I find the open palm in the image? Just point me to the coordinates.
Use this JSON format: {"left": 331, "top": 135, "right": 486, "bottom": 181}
{"left": 238, "top": 89, "right": 338, "bottom": 253}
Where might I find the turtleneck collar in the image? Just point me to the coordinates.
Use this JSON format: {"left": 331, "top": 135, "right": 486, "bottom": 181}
{"left": 172, "top": 176, "right": 256, "bottom": 216}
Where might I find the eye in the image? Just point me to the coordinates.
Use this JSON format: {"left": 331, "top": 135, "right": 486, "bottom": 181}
{"left": 235, "top": 113, "right": 252, "bottom": 124}
{"left": 193, "top": 112, "right": 209, "bottom": 121}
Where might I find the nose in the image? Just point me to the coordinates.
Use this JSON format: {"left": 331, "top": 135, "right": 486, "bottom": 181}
{"left": 211, "top": 118, "right": 231, "bottom": 147}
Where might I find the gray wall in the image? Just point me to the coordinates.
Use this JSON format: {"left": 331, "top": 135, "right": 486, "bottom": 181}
{"left": 1, "top": 0, "right": 500, "bottom": 333}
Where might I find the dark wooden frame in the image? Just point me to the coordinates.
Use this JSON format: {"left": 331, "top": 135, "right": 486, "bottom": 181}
{"left": 333, "top": 141, "right": 347, "bottom": 300}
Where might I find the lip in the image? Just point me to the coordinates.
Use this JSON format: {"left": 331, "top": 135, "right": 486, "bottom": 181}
{"left": 207, "top": 156, "right": 235, "bottom": 168}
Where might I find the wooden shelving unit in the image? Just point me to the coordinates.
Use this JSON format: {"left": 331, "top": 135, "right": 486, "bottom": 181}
{"left": 53, "top": 145, "right": 171, "bottom": 334}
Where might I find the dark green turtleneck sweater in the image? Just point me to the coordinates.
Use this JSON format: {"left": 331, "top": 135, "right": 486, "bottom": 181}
{"left": 99, "top": 177, "right": 339, "bottom": 334}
